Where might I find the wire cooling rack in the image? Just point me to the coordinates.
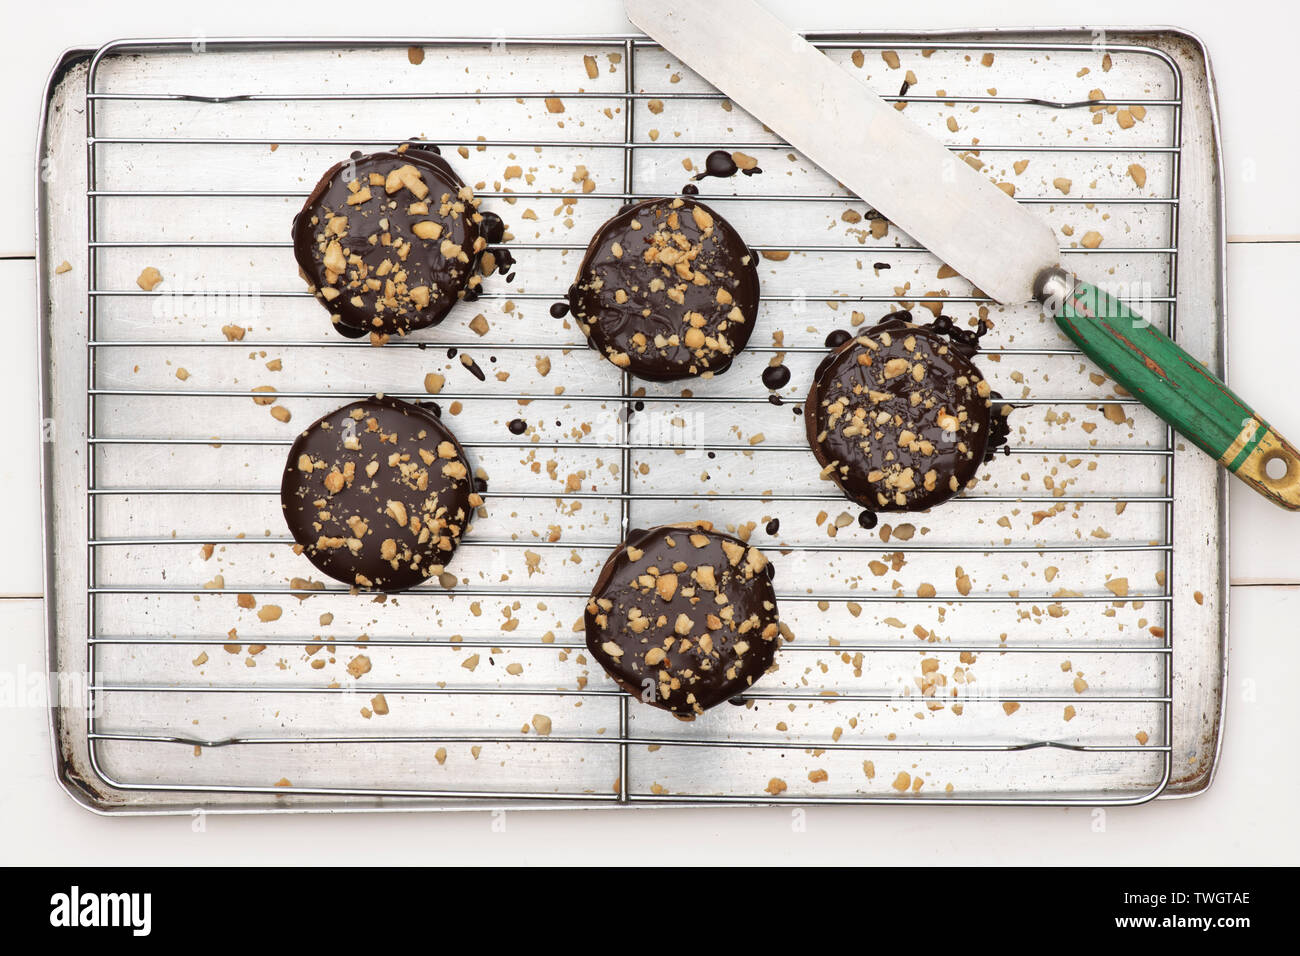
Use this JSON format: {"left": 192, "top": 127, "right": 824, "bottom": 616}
{"left": 38, "top": 30, "right": 1231, "bottom": 810}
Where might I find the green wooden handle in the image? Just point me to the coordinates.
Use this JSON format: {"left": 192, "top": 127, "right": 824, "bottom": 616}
{"left": 1055, "top": 278, "right": 1300, "bottom": 511}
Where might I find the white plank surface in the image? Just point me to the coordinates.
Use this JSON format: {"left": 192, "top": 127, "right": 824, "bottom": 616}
{"left": 5, "top": 0, "right": 1299, "bottom": 863}
{"left": 1228, "top": 242, "right": 1300, "bottom": 583}
{"left": 1, "top": 262, "right": 43, "bottom": 597}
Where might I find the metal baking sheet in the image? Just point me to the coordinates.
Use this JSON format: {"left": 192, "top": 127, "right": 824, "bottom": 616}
{"left": 36, "top": 29, "right": 1229, "bottom": 813}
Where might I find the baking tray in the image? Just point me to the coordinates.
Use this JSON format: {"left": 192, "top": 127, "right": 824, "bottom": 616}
{"left": 36, "top": 29, "right": 1229, "bottom": 813}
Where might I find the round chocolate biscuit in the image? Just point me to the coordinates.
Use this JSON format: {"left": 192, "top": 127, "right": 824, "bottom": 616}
{"left": 281, "top": 395, "right": 481, "bottom": 591}
{"left": 585, "top": 523, "right": 782, "bottom": 718}
{"left": 292, "top": 144, "right": 484, "bottom": 339}
{"left": 568, "top": 197, "right": 760, "bottom": 381}
{"left": 805, "top": 314, "right": 995, "bottom": 511}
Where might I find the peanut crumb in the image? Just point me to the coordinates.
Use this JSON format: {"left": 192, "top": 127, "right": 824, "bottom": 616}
{"left": 136, "top": 267, "right": 164, "bottom": 291}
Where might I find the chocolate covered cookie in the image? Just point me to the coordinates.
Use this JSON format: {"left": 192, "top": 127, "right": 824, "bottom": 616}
{"left": 806, "top": 314, "right": 995, "bottom": 511}
{"left": 292, "top": 144, "right": 487, "bottom": 339}
{"left": 585, "top": 523, "right": 782, "bottom": 718}
{"left": 567, "top": 197, "right": 760, "bottom": 381}
{"left": 281, "top": 395, "right": 481, "bottom": 591}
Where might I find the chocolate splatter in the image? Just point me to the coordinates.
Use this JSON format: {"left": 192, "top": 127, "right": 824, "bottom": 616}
{"left": 696, "top": 149, "right": 738, "bottom": 180}
{"left": 688, "top": 149, "right": 764, "bottom": 189}
{"left": 927, "top": 313, "right": 991, "bottom": 358}
{"left": 761, "top": 364, "right": 792, "bottom": 390}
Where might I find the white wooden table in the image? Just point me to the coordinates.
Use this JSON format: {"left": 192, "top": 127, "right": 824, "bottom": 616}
{"left": 3, "top": 0, "right": 1296, "bottom": 864}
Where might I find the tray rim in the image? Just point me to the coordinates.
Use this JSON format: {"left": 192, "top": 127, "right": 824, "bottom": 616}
{"left": 35, "top": 25, "right": 1230, "bottom": 815}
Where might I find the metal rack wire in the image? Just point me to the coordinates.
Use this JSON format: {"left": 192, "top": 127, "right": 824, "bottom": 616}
{"left": 78, "top": 34, "right": 1184, "bottom": 806}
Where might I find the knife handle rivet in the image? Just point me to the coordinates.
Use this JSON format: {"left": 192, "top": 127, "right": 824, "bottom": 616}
{"left": 1034, "top": 266, "right": 1076, "bottom": 312}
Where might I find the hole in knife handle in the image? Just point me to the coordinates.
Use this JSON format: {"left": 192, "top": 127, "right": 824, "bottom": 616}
{"left": 1243, "top": 434, "right": 1300, "bottom": 511}
{"left": 1264, "top": 453, "right": 1290, "bottom": 482}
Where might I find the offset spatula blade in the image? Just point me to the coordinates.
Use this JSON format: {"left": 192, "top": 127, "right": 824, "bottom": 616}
{"left": 625, "top": 0, "right": 1059, "bottom": 305}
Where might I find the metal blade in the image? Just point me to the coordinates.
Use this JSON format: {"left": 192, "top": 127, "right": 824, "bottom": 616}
{"left": 625, "top": 0, "right": 1060, "bottom": 305}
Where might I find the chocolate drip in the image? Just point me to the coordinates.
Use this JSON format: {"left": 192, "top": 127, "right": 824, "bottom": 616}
{"left": 983, "top": 390, "right": 1014, "bottom": 462}
{"left": 824, "top": 329, "right": 853, "bottom": 350}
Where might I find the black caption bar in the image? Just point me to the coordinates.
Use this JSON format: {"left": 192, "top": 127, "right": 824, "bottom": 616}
{"left": 4, "top": 866, "right": 1276, "bottom": 941}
